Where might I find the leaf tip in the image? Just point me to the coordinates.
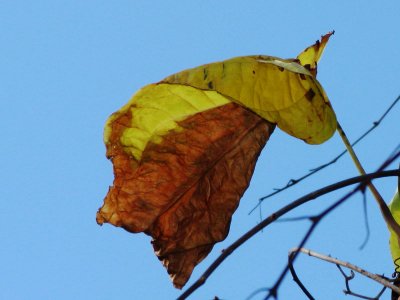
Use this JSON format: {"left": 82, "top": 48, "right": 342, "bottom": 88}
{"left": 296, "top": 31, "right": 334, "bottom": 76}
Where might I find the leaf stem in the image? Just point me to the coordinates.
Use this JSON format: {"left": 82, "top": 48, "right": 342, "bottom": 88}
{"left": 336, "top": 122, "right": 400, "bottom": 238}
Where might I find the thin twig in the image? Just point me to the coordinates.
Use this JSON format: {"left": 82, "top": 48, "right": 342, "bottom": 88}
{"left": 336, "top": 265, "right": 386, "bottom": 300}
{"left": 290, "top": 247, "right": 400, "bottom": 295}
{"left": 288, "top": 251, "right": 315, "bottom": 299}
{"left": 250, "top": 94, "right": 400, "bottom": 212}
{"left": 359, "top": 191, "right": 370, "bottom": 250}
{"left": 176, "top": 169, "right": 400, "bottom": 300}
{"left": 341, "top": 268, "right": 387, "bottom": 300}
{"left": 245, "top": 288, "right": 269, "bottom": 300}
{"left": 337, "top": 122, "right": 400, "bottom": 239}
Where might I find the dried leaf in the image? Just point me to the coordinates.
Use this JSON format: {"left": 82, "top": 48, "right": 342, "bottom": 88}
{"left": 97, "top": 83, "right": 274, "bottom": 287}
{"left": 97, "top": 33, "right": 336, "bottom": 288}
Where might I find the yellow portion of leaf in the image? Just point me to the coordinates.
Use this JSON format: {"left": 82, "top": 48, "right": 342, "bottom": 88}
{"left": 389, "top": 190, "right": 400, "bottom": 264}
{"left": 162, "top": 54, "right": 336, "bottom": 144}
{"left": 297, "top": 31, "right": 334, "bottom": 72}
{"left": 104, "top": 83, "right": 230, "bottom": 160}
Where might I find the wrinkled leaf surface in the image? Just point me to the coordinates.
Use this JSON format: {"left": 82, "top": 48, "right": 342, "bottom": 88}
{"left": 97, "top": 33, "right": 336, "bottom": 288}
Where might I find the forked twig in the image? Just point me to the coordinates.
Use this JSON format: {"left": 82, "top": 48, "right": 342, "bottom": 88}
{"left": 337, "top": 265, "right": 386, "bottom": 299}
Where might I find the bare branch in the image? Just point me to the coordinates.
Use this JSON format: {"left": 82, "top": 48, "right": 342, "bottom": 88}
{"left": 264, "top": 147, "right": 400, "bottom": 300}
{"left": 288, "top": 251, "right": 315, "bottom": 299}
{"left": 290, "top": 247, "right": 400, "bottom": 296}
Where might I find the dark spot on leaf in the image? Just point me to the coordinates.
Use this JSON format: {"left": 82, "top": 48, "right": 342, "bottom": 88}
{"left": 203, "top": 68, "right": 208, "bottom": 80}
{"left": 208, "top": 81, "right": 214, "bottom": 89}
{"left": 278, "top": 66, "right": 284, "bottom": 72}
{"left": 305, "top": 88, "right": 316, "bottom": 101}
{"left": 252, "top": 70, "right": 256, "bottom": 75}
{"left": 303, "top": 64, "right": 311, "bottom": 71}
{"left": 299, "top": 73, "right": 306, "bottom": 80}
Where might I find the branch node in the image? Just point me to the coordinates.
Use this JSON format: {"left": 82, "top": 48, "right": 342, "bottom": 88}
{"left": 309, "top": 216, "right": 320, "bottom": 223}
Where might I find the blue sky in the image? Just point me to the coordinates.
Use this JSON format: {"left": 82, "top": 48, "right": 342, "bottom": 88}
{"left": 2, "top": 1, "right": 400, "bottom": 299}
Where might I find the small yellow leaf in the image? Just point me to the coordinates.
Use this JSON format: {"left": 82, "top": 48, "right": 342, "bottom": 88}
{"left": 389, "top": 189, "right": 400, "bottom": 265}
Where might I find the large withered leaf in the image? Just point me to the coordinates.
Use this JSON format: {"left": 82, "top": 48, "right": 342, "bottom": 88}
{"left": 97, "top": 97, "right": 274, "bottom": 288}
{"left": 97, "top": 33, "right": 335, "bottom": 289}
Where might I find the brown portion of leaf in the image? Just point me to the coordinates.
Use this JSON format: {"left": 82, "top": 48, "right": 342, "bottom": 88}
{"left": 97, "top": 102, "right": 275, "bottom": 288}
